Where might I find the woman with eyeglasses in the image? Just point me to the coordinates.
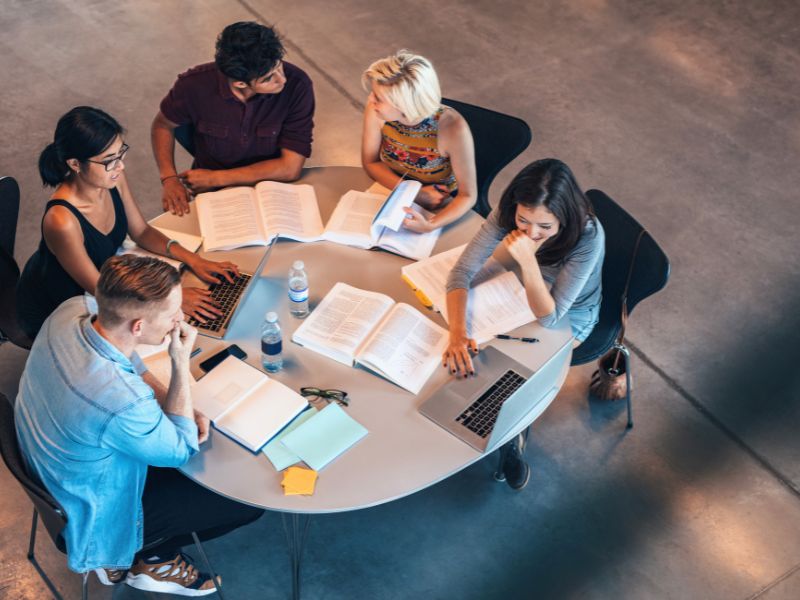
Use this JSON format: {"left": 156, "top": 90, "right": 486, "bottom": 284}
{"left": 16, "top": 106, "right": 238, "bottom": 338}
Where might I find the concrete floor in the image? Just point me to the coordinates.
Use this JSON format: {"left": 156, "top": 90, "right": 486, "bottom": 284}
{"left": 1, "top": 0, "right": 799, "bottom": 598}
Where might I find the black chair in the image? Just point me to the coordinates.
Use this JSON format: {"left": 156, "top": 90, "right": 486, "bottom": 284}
{"left": 0, "top": 176, "right": 32, "bottom": 349}
{"left": 442, "top": 98, "right": 532, "bottom": 217}
{"left": 0, "top": 393, "right": 226, "bottom": 599}
{"left": 570, "top": 189, "right": 670, "bottom": 428}
{"left": 174, "top": 122, "right": 196, "bottom": 157}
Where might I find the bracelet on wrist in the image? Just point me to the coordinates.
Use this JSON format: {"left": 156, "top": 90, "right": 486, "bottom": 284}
{"left": 165, "top": 238, "right": 181, "bottom": 258}
{"left": 160, "top": 174, "right": 179, "bottom": 184}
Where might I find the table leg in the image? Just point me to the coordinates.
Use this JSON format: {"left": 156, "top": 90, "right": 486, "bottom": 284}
{"left": 281, "top": 513, "right": 312, "bottom": 600}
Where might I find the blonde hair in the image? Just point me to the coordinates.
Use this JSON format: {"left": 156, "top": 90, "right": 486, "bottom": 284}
{"left": 362, "top": 50, "right": 442, "bottom": 123}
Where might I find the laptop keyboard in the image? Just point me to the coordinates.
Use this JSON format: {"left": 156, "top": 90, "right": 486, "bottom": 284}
{"left": 188, "top": 273, "right": 251, "bottom": 333}
{"left": 455, "top": 370, "right": 527, "bottom": 438}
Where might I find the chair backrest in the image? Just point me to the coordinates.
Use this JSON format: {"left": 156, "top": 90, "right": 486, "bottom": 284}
{"left": 174, "top": 123, "right": 196, "bottom": 157}
{"left": 0, "top": 176, "right": 20, "bottom": 258}
{"left": 570, "top": 189, "right": 670, "bottom": 365}
{"left": 0, "top": 393, "right": 68, "bottom": 553}
{"left": 441, "top": 98, "right": 532, "bottom": 217}
{"left": 0, "top": 177, "right": 32, "bottom": 349}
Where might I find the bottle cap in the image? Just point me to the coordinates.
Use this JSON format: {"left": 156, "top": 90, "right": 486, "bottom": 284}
{"left": 293, "top": 260, "right": 304, "bottom": 270}
{"left": 265, "top": 311, "right": 278, "bottom": 323}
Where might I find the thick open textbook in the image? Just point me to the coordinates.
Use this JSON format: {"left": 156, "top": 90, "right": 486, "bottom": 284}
{"left": 291, "top": 283, "right": 449, "bottom": 394}
{"left": 196, "top": 181, "right": 325, "bottom": 251}
{"left": 324, "top": 186, "right": 440, "bottom": 260}
{"left": 190, "top": 356, "right": 309, "bottom": 452}
{"left": 401, "top": 244, "right": 535, "bottom": 344}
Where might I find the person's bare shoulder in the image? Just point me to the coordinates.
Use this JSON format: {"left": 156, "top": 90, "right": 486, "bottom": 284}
{"left": 42, "top": 204, "right": 82, "bottom": 241}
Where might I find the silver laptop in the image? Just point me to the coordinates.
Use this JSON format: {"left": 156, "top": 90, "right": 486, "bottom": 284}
{"left": 419, "top": 342, "right": 572, "bottom": 452}
{"left": 188, "top": 238, "right": 276, "bottom": 339}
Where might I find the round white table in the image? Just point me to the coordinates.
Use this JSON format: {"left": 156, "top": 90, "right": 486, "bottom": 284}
{"left": 152, "top": 166, "right": 572, "bottom": 597}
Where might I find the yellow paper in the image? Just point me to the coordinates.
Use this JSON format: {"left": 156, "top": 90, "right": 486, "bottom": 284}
{"left": 281, "top": 466, "right": 318, "bottom": 496}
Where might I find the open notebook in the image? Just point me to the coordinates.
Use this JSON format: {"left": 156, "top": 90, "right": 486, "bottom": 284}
{"left": 190, "top": 356, "right": 308, "bottom": 452}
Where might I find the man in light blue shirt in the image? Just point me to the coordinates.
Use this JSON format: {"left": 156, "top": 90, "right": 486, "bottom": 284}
{"left": 15, "top": 255, "right": 262, "bottom": 596}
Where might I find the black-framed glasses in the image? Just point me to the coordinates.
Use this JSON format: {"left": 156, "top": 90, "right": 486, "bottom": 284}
{"left": 87, "top": 143, "right": 129, "bottom": 171}
{"left": 299, "top": 387, "right": 349, "bottom": 407}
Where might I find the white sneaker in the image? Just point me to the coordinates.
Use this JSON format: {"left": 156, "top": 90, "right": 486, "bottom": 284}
{"left": 125, "top": 552, "right": 220, "bottom": 597}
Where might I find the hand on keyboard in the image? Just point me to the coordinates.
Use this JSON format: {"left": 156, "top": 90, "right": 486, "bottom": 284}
{"left": 182, "top": 287, "right": 223, "bottom": 324}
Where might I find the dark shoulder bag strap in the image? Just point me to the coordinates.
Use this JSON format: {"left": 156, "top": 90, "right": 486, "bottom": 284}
{"left": 616, "top": 228, "right": 647, "bottom": 346}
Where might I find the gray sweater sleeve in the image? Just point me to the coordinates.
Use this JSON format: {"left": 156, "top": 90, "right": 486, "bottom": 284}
{"left": 446, "top": 210, "right": 506, "bottom": 292}
{"left": 537, "top": 218, "right": 605, "bottom": 328}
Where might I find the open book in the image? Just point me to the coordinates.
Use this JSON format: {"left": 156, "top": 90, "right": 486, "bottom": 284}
{"left": 190, "top": 356, "right": 308, "bottom": 452}
{"left": 196, "top": 181, "right": 325, "bottom": 251}
{"left": 324, "top": 185, "right": 440, "bottom": 260}
{"left": 291, "top": 283, "right": 449, "bottom": 394}
{"left": 401, "top": 244, "right": 535, "bottom": 344}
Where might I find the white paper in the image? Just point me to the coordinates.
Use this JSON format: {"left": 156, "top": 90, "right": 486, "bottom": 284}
{"left": 370, "top": 179, "right": 422, "bottom": 235}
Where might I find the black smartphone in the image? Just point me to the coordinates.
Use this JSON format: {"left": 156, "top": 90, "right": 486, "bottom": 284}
{"left": 199, "top": 344, "right": 247, "bottom": 373}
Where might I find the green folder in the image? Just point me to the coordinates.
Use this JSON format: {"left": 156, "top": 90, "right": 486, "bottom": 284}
{"left": 280, "top": 403, "right": 368, "bottom": 471}
{"left": 262, "top": 406, "right": 318, "bottom": 470}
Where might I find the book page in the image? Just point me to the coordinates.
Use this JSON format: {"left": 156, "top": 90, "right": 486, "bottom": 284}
{"left": 377, "top": 204, "right": 441, "bottom": 260}
{"left": 196, "top": 187, "right": 265, "bottom": 251}
{"left": 401, "top": 244, "right": 505, "bottom": 311}
{"left": 457, "top": 271, "right": 536, "bottom": 344}
{"left": 291, "top": 283, "right": 394, "bottom": 365}
{"left": 190, "top": 356, "right": 266, "bottom": 421}
{"left": 323, "top": 190, "right": 384, "bottom": 247}
{"left": 358, "top": 303, "right": 449, "bottom": 394}
{"left": 255, "top": 181, "right": 325, "bottom": 241}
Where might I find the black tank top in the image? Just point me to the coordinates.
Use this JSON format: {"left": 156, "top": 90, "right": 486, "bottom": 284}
{"left": 16, "top": 187, "right": 128, "bottom": 337}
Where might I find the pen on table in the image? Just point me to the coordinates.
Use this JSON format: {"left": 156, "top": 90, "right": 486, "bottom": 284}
{"left": 190, "top": 347, "right": 202, "bottom": 358}
{"left": 495, "top": 334, "right": 539, "bottom": 344}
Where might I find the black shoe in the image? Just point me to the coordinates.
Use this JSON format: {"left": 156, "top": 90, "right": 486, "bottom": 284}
{"left": 501, "top": 434, "right": 530, "bottom": 490}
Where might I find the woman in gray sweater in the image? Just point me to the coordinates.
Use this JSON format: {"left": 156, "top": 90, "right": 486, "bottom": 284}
{"left": 444, "top": 159, "right": 605, "bottom": 489}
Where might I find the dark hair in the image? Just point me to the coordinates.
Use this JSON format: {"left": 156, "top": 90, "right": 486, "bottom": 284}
{"left": 38, "top": 106, "right": 124, "bottom": 187}
{"left": 96, "top": 255, "right": 180, "bottom": 327}
{"left": 497, "top": 159, "right": 595, "bottom": 266}
{"left": 215, "top": 21, "right": 285, "bottom": 82}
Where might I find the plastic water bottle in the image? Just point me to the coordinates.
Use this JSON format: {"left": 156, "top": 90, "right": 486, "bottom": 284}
{"left": 261, "top": 312, "right": 283, "bottom": 372}
{"left": 288, "top": 260, "right": 309, "bottom": 318}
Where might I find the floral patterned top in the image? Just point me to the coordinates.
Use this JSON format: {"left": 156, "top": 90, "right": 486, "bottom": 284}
{"left": 380, "top": 108, "right": 458, "bottom": 193}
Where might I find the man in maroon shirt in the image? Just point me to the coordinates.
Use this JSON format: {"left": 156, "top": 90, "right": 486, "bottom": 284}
{"left": 152, "top": 22, "right": 315, "bottom": 215}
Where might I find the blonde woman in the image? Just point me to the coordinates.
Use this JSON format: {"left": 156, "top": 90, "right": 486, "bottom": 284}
{"left": 362, "top": 50, "right": 477, "bottom": 233}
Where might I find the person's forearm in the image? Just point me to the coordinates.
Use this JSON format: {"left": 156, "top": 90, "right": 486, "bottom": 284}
{"left": 214, "top": 156, "right": 303, "bottom": 186}
{"left": 446, "top": 289, "right": 469, "bottom": 335}
{"left": 164, "top": 361, "right": 193, "bottom": 419}
{"left": 427, "top": 192, "right": 476, "bottom": 229}
{"left": 364, "top": 161, "right": 404, "bottom": 190}
{"left": 151, "top": 118, "right": 179, "bottom": 180}
{"left": 520, "top": 262, "right": 556, "bottom": 317}
{"left": 142, "top": 371, "right": 169, "bottom": 407}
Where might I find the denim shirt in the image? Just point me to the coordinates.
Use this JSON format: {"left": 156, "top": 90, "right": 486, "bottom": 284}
{"left": 14, "top": 297, "right": 198, "bottom": 572}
